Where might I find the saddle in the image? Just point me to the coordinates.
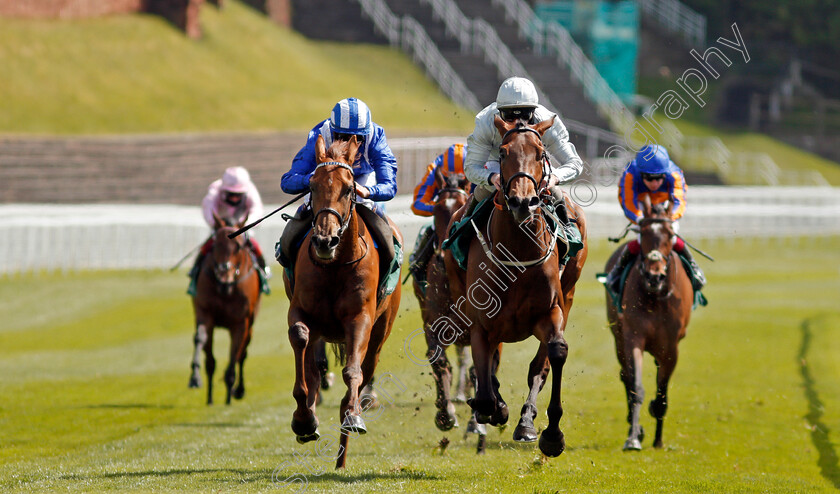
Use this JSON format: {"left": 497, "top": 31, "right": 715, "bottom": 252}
{"left": 275, "top": 204, "right": 402, "bottom": 302}
{"left": 441, "top": 191, "right": 582, "bottom": 271}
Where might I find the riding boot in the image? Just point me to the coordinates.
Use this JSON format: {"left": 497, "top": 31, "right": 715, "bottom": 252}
{"left": 547, "top": 185, "right": 569, "bottom": 224}
{"left": 276, "top": 209, "right": 313, "bottom": 268}
{"left": 606, "top": 245, "right": 636, "bottom": 294}
{"left": 189, "top": 253, "right": 205, "bottom": 282}
{"left": 409, "top": 226, "right": 435, "bottom": 285}
{"left": 679, "top": 247, "right": 706, "bottom": 291}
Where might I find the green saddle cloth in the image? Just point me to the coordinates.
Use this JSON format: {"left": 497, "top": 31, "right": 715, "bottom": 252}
{"left": 440, "top": 196, "right": 584, "bottom": 270}
{"left": 597, "top": 253, "right": 707, "bottom": 313}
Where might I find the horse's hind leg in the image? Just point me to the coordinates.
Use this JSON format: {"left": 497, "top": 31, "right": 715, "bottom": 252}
{"left": 536, "top": 307, "right": 567, "bottom": 457}
{"left": 427, "top": 328, "right": 457, "bottom": 431}
{"left": 315, "top": 339, "right": 334, "bottom": 390}
{"left": 514, "top": 343, "right": 550, "bottom": 443}
{"left": 454, "top": 345, "right": 472, "bottom": 402}
{"left": 224, "top": 327, "right": 248, "bottom": 405}
{"left": 649, "top": 353, "right": 677, "bottom": 448}
{"left": 289, "top": 319, "right": 320, "bottom": 444}
{"left": 189, "top": 321, "right": 209, "bottom": 389}
{"left": 622, "top": 344, "right": 645, "bottom": 451}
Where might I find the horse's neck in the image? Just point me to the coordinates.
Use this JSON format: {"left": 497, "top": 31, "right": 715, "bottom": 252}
{"left": 490, "top": 210, "right": 554, "bottom": 259}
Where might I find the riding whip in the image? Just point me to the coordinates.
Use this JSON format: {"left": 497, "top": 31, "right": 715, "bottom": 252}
{"left": 229, "top": 191, "right": 307, "bottom": 239}
{"left": 169, "top": 240, "right": 206, "bottom": 271}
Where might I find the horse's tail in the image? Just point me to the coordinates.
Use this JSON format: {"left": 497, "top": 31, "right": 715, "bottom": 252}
{"left": 331, "top": 342, "right": 347, "bottom": 366}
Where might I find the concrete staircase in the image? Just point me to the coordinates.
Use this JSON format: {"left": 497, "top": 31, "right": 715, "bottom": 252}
{"left": 291, "top": 0, "right": 387, "bottom": 44}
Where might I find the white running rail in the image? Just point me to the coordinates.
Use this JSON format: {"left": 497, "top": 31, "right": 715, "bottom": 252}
{"left": 638, "top": 0, "right": 706, "bottom": 48}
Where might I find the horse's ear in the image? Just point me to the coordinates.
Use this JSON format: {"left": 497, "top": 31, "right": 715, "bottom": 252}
{"left": 315, "top": 134, "right": 327, "bottom": 163}
{"left": 641, "top": 194, "right": 653, "bottom": 219}
{"left": 212, "top": 211, "right": 224, "bottom": 230}
{"left": 533, "top": 115, "right": 556, "bottom": 136}
{"left": 665, "top": 200, "right": 673, "bottom": 220}
{"left": 434, "top": 166, "right": 445, "bottom": 190}
{"left": 494, "top": 113, "right": 514, "bottom": 137}
{"left": 346, "top": 135, "right": 361, "bottom": 164}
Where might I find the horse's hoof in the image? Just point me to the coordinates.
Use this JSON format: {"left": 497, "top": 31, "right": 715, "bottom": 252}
{"left": 538, "top": 429, "right": 566, "bottom": 457}
{"left": 623, "top": 438, "right": 642, "bottom": 451}
{"left": 291, "top": 415, "right": 319, "bottom": 438}
{"left": 512, "top": 423, "right": 538, "bottom": 443}
{"left": 435, "top": 410, "right": 458, "bottom": 431}
{"left": 653, "top": 439, "right": 663, "bottom": 449}
{"left": 188, "top": 377, "right": 201, "bottom": 388}
{"left": 233, "top": 386, "right": 245, "bottom": 400}
{"left": 466, "top": 414, "right": 487, "bottom": 436}
{"left": 490, "top": 402, "right": 509, "bottom": 426}
{"left": 296, "top": 429, "right": 321, "bottom": 444}
{"left": 341, "top": 414, "right": 367, "bottom": 435}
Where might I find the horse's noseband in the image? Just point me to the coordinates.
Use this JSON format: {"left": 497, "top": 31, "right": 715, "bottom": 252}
{"left": 311, "top": 161, "right": 356, "bottom": 237}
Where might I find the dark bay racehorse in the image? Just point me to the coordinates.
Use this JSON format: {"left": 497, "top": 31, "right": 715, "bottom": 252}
{"left": 412, "top": 169, "right": 477, "bottom": 436}
{"left": 284, "top": 134, "right": 402, "bottom": 469}
{"left": 603, "top": 198, "right": 693, "bottom": 450}
{"left": 189, "top": 214, "right": 261, "bottom": 405}
{"left": 445, "top": 116, "right": 588, "bottom": 457}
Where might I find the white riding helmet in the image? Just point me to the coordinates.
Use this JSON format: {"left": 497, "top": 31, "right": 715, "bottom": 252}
{"left": 496, "top": 77, "right": 539, "bottom": 109}
{"left": 220, "top": 166, "right": 251, "bottom": 194}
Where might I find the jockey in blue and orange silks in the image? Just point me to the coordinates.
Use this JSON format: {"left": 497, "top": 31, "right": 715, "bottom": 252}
{"left": 605, "top": 144, "right": 705, "bottom": 293}
{"left": 408, "top": 143, "right": 472, "bottom": 281}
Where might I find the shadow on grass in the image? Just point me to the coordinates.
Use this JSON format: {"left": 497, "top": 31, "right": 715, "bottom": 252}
{"left": 83, "top": 404, "right": 174, "bottom": 409}
{"left": 171, "top": 422, "right": 252, "bottom": 428}
{"left": 60, "top": 468, "right": 271, "bottom": 482}
{"left": 799, "top": 317, "right": 840, "bottom": 489}
{"left": 303, "top": 470, "right": 440, "bottom": 484}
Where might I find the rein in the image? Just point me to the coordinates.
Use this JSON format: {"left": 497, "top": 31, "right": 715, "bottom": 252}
{"left": 308, "top": 160, "right": 369, "bottom": 266}
{"left": 498, "top": 126, "right": 550, "bottom": 207}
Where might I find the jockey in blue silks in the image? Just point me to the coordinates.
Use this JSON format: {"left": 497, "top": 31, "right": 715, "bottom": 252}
{"left": 282, "top": 97, "right": 398, "bottom": 217}
{"left": 276, "top": 98, "right": 398, "bottom": 268}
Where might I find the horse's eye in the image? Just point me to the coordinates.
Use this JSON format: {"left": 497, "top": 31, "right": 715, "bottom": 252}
{"left": 499, "top": 148, "right": 507, "bottom": 159}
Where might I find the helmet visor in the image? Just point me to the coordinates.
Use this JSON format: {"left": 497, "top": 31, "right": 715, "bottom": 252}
{"left": 499, "top": 107, "right": 535, "bottom": 123}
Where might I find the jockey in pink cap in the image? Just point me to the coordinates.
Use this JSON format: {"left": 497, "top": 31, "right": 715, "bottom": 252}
{"left": 189, "top": 167, "right": 269, "bottom": 286}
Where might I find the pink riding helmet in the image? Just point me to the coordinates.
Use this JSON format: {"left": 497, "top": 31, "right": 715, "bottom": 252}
{"left": 220, "top": 166, "right": 251, "bottom": 194}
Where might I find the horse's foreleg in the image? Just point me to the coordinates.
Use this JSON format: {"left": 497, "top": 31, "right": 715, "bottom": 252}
{"left": 289, "top": 320, "right": 319, "bottom": 443}
{"left": 513, "top": 343, "right": 550, "bottom": 443}
{"left": 454, "top": 345, "right": 472, "bottom": 402}
{"left": 224, "top": 326, "right": 247, "bottom": 405}
{"left": 338, "top": 316, "right": 372, "bottom": 436}
{"left": 622, "top": 343, "right": 646, "bottom": 451}
{"left": 469, "top": 328, "right": 496, "bottom": 424}
{"left": 537, "top": 307, "right": 567, "bottom": 457}
{"left": 233, "top": 329, "right": 251, "bottom": 400}
{"left": 189, "top": 322, "right": 209, "bottom": 389}
{"left": 204, "top": 326, "right": 216, "bottom": 405}
{"left": 650, "top": 351, "right": 677, "bottom": 448}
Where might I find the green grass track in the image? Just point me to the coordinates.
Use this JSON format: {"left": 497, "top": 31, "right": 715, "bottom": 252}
{"left": 1, "top": 237, "right": 839, "bottom": 492}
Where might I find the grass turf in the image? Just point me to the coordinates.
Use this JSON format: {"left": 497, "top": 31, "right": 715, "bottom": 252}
{"left": 1, "top": 236, "right": 839, "bottom": 492}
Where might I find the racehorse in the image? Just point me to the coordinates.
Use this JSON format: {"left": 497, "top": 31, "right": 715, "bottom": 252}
{"left": 412, "top": 168, "right": 481, "bottom": 442}
{"left": 444, "top": 116, "right": 588, "bottom": 457}
{"left": 603, "top": 198, "right": 693, "bottom": 450}
{"left": 189, "top": 214, "right": 261, "bottom": 405}
{"left": 284, "top": 134, "right": 402, "bottom": 469}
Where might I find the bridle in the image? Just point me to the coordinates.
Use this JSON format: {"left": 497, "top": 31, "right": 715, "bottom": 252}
{"left": 210, "top": 230, "right": 254, "bottom": 292}
{"left": 498, "top": 126, "right": 549, "bottom": 207}
{"left": 638, "top": 218, "right": 675, "bottom": 299}
{"left": 308, "top": 160, "right": 368, "bottom": 266}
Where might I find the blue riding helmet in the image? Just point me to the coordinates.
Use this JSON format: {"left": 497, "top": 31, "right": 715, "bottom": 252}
{"left": 635, "top": 145, "right": 671, "bottom": 175}
{"left": 329, "top": 97, "right": 372, "bottom": 136}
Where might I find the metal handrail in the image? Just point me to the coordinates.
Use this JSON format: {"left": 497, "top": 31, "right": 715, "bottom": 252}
{"left": 638, "top": 0, "right": 706, "bottom": 48}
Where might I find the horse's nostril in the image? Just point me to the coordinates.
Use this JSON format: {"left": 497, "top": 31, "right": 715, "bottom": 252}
{"left": 508, "top": 196, "right": 522, "bottom": 209}
{"left": 328, "top": 236, "right": 340, "bottom": 248}
{"left": 528, "top": 196, "right": 540, "bottom": 208}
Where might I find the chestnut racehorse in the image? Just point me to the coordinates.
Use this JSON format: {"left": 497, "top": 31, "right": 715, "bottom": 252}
{"left": 445, "top": 116, "right": 588, "bottom": 457}
{"left": 412, "top": 169, "right": 479, "bottom": 436}
{"left": 284, "top": 134, "right": 402, "bottom": 469}
{"left": 189, "top": 214, "right": 261, "bottom": 405}
{"left": 604, "top": 198, "right": 692, "bottom": 450}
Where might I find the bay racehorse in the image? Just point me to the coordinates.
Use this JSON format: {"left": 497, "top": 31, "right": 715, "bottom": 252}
{"left": 444, "top": 116, "right": 588, "bottom": 457}
{"left": 189, "top": 213, "right": 261, "bottom": 405}
{"left": 604, "top": 198, "right": 692, "bottom": 450}
{"left": 284, "top": 134, "right": 402, "bottom": 469}
{"left": 412, "top": 168, "right": 483, "bottom": 444}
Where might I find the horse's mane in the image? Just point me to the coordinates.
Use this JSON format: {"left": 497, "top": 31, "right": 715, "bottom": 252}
{"left": 325, "top": 139, "right": 352, "bottom": 160}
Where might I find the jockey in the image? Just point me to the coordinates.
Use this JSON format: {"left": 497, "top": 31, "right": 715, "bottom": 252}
{"left": 409, "top": 143, "right": 470, "bottom": 282}
{"left": 605, "top": 144, "right": 706, "bottom": 293}
{"left": 463, "top": 76, "right": 583, "bottom": 217}
{"left": 277, "top": 97, "right": 398, "bottom": 268}
{"left": 282, "top": 97, "right": 398, "bottom": 217}
{"left": 189, "top": 166, "right": 269, "bottom": 284}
